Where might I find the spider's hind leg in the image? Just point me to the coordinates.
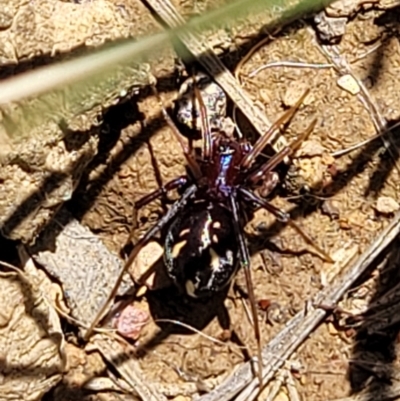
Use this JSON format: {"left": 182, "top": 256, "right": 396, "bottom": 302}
{"left": 229, "top": 193, "right": 264, "bottom": 388}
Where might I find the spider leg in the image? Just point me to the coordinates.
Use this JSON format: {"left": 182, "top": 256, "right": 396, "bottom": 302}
{"left": 122, "top": 176, "right": 189, "bottom": 255}
{"left": 193, "top": 80, "right": 212, "bottom": 161}
{"left": 135, "top": 176, "right": 189, "bottom": 209}
{"left": 239, "top": 187, "right": 333, "bottom": 263}
{"left": 229, "top": 192, "right": 264, "bottom": 387}
{"left": 85, "top": 184, "right": 197, "bottom": 341}
{"left": 152, "top": 85, "right": 202, "bottom": 180}
{"left": 247, "top": 118, "right": 317, "bottom": 185}
{"left": 240, "top": 89, "right": 310, "bottom": 170}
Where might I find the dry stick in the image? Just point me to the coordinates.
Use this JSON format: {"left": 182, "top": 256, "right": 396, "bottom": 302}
{"left": 142, "top": 0, "right": 288, "bottom": 152}
{"left": 197, "top": 211, "right": 400, "bottom": 401}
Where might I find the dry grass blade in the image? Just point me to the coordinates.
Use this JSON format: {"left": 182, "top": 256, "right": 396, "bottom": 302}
{"left": 197, "top": 208, "right": 400, "bottom": 401}
{"left": 0, "top": 0, "right": 335, "bottom": 141}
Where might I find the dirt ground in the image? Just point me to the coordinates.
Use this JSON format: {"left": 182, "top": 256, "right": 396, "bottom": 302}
{"left": 2, "top": 0, "right": 400, "bottom": 400}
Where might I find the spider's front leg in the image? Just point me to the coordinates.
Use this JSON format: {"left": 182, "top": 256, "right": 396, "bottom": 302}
{"left": 246, "top": 119, "right": 317, "bottom": 187}
{"left": 240, "top": 89, "right": 310, "bottom": 170}
{"left": 135, "top": 175, "right": 189, "bottom": 209}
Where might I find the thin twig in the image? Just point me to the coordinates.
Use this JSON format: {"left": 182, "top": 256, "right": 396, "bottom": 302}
{"left": 331, "top": 120, "right": 400, "bottom": 158}
{"left": 249, "top": 61, "right": 334, "bottom": 77}
{"left": 247, "top": 42, "right": 382, "bottom": 78}
{"left": 155, "top": 318, "right": 247, "bottom": 349}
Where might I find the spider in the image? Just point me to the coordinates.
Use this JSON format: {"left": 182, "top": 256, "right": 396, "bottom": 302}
{"left": 86, "top": 75, "right": 332, "bottom": 386}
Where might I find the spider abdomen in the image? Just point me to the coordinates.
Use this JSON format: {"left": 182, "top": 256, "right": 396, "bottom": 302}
{"left": 164, "top": 201, "right": 239, "bottom": 298}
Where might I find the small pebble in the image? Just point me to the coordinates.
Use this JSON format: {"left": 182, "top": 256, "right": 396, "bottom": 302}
{"left": 297, "top": 140, "right": 327, "bottom": 157}
{"left": 258, "top": 299, "right": 272, "bottom": 311}
{"left": 130, "top": 241, "right": 164, "bottom": 289}
{"left": 375, "top": 196, "right": 400, "bottom": 215}
{"left": 281, "top": 82, "right": 312, "bottom": 108}
{"left": 321, "top": 199, "right": 340, "bottom": 220}
{"left": 337, "top": 74, "right": 360, "bottom": 95}
{"left": 112, "top": 304, "right": 150, "bottom": 340}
